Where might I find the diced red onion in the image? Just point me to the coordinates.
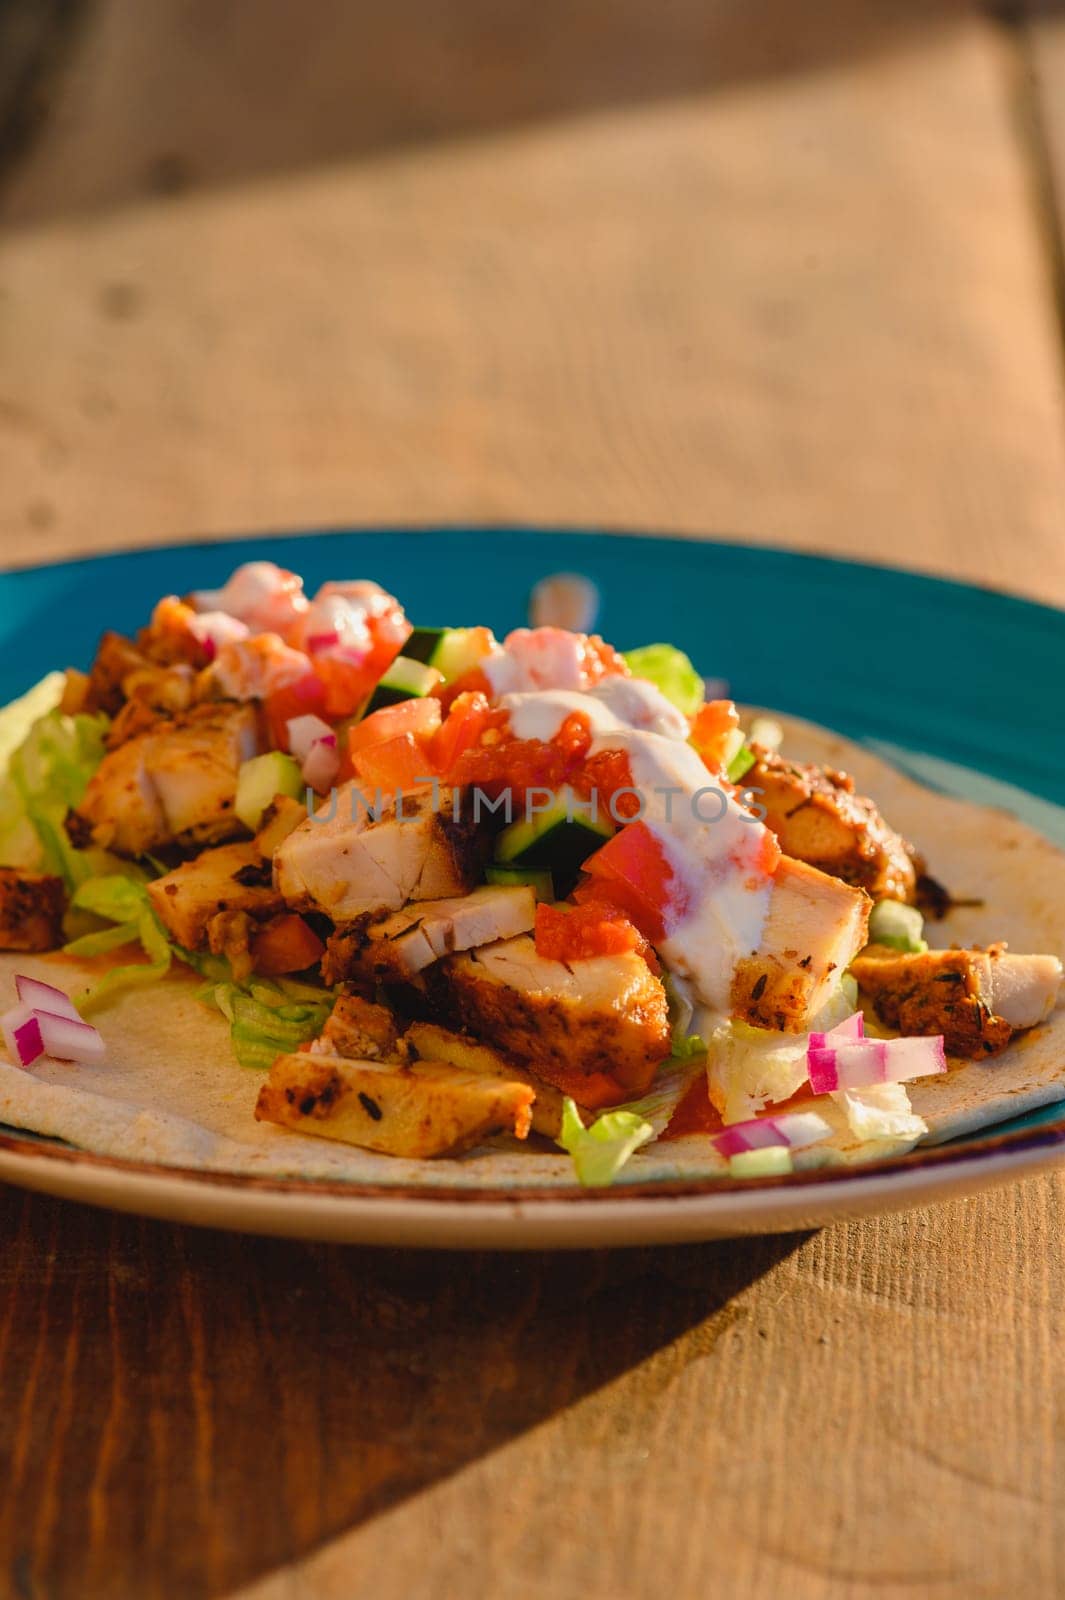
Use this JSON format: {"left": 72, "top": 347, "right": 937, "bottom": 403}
{"left": 808, "top": 1010, "right": 864, "bottom": 1052}
{"left": 306, "top": 630, "right": 340, "bottom": 653}
{"left": 34, "top": 1011, "right": 106, "bottom": 1064}
{"left": 187, "top": 610, "right": 251, "bottom": 658}
{"left": 2, "top": 1003, "right": 44, "bottom": 1067}
{"left": 807, "top": 1035, "right": 946, "bottom": 1094}
{"left": 15, "top": 974, "right": 81, "bottom": 1020}
{"left": 302, "top": 736, "right": 340, "bottom": 793}
{"left": 711, "top": 1109, "right": 832, "bottom": 1158}
{"left": 286, "top": 713, "right": 335, "bottom": 762}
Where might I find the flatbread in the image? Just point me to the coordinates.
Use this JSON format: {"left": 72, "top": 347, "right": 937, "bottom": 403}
{"left": 0, "top": 713, "right": 1061, "bottom": 1190}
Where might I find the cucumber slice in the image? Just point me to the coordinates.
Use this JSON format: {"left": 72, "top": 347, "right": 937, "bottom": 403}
{"left": 403, "top": 626, "right": 486, "bottom": 684}
{"left": 495, "top": 795, "right": 612, "bottom": 881}
{"left": 868, "top": 899, "right": 927, "bottom": 953}
{"left": 729, "top": 1147, "right": 793, "bottom": 1179}
{"left": 485, "top": 865, "right": 555, "bottom": 901}
{"left": 365, "top": 655, "right": 441, "bottom": 712}
{"left": 236, "top": 752, "right": 304, "bottom": 832}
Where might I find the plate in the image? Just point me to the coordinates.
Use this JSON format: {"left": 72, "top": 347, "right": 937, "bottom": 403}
{"left": 0, "top": 527, "right": 1063, "bottom": 1247}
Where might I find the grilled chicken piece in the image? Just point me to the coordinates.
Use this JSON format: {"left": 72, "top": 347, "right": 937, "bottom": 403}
{"left": 0, "top": 868, "right": 66, "bottom": 951}
{"left": 851, "top": 944, "right": 1063, "bottom": 1058}
{"left": 732, "top": 856, "right": 871, "bottom": 1032}
{"left": 275, "top": 782, "right": 490, "bottom": 922}
{"left": 439, "top": 935, "right": 671, "bottom": 1104}
{"left": 321, "top": 994, "right": 403, "bottom": 1061}
{"left": 85, "top": 630, "right": 152, "bottom": 714}
{"left": 146, "top": 841, "right": 281, "bottom": 950}
{"left": 73, "top": 703, "right": 259, "bottom": 855}
{"left": 324, "top": 886, "right": 537, "bottom": 984}
{"left": 254, "top": 795, "right": 306, "bottom": 858}
{"left": 406, "top": 1021, "right": 564, "bottom": 1138}
{"left": 750, "top": 748, "right": 918, "bottom": 903}
{"left": 255, "top": 1052, "right": 535, "bottom": 1157}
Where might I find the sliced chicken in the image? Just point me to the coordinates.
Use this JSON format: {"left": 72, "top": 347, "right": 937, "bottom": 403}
{"left": 406, "top": 1021, "right": 564, "bottom": 1138}
{"left": 0, "top": 868, "right": 66, "bottom": 951}
{"left": 320, "top": 994, "right": 403, "bottom": 1061}
{"left": 255, "top": 1052, "right": 535, "bottom": 1157}
{"left": 323, "top": 885, "right": 537, "bottom": 984}
{"left": 73, "top": 703, "right": 259, "bottom": 855}
{"left": 275, "top": 782, "right": 489, "bottom": 921}
{"left": 146, "top": 841, "right": 282, "bottom": 950}
{"left": 437, "top": 935, "right": 671, "bottom": 1104}
{"left": 851, "top": 943, "right": 1063, "bottom": 1058}
{"left": 731, "top": 856, "right": 871, "bottom": 1032}
{"left": 750, "top": 748, "right": 918, "bottom": 903}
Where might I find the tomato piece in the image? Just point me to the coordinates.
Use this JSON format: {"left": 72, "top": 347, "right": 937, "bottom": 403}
{"left": 534, "top": 901, "right": 645, "bottom": 962}
{"left": 430, "top": 691, "right": 491, "bottom": 777}
{"left": 348, "top": 696, "right": 442, "bottom": 758}
{"left": 529, "top": 1059, "right": 641, "bottom": 1111}
{"left": 251, "top": 914, "right": 325, "bottom": 976}
{"left": 581, "top": 821, "right": 689, "bottom": 943}
{"left": 661, "top": 1076, "right": 723, "bottom": 1140}
{"left": 690, "top": 699, "right": 740, "bottom": 772}
{"left": 265, "top": 673, "right": 329, "bottom": 750}
{"left": 353, "top": 732, "right": 435, "bottom": 795}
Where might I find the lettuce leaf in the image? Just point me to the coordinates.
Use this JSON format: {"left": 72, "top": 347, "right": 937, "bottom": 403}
{"left": 196, "top": 976, "right": 334, "bottom": 1069}
{"left": 621, "top": 644, "right": 704, "bottom": 716}
{"left": 0, "top": 684, "right": 109, "bottom": 887}
{"left": 557, "top": 1098, "right": 654, "bottom": 1187}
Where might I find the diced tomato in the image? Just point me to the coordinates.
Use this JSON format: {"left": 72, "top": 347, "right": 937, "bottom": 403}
{"left": 571, "top": 749, "right": 638, "bottom": 821}
{"left": 429, "top": 691, "right": 491, "bottom": 776}
{"left": 265, "top": 673, "right": 329, "bottom": 750}
{"left": 690, "top": 699, "right": 740, "bottom": 773}
{"left": 661, "top": 1077, "right": 723, "bottom": 1140}
{"left": 449, "top": 712, "right": 593, "bottom": 803}
{"left": 353, "top": 732, "right": 436, "bottom": 795}
{"left": 534, "top": 901, "right": 646, "bottom": 962}
{"left": 348, "top": 696, "right": 442, "bottom": 758}
{"left": 251, "top": 914, "right": 325, "bottom": 976}
{"left": 580, "top": 821, "right": 689, "bottom": 943}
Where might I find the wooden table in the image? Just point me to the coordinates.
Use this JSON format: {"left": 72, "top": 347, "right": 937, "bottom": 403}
{"left": 1, "top": 3, "right": 1064, "bottom": 1595}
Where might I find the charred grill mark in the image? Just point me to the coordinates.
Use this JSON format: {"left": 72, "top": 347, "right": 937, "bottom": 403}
{"left": 358, "top": 1092, "right": 384, "bottom": 1121}
{"left": 751, "top": 973, "right": 768, "bottom": 1001}
{"left": 233, "top": 861, "right": 273, "bottom": 888}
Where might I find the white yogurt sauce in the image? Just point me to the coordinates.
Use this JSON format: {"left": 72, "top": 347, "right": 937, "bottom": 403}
{"left": 501, "top": 688, "right": 772, "bottom": 1007}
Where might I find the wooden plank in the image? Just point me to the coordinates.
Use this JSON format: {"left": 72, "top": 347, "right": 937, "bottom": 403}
{"left": 1028, "top": 10, "right": 1065, "bottom": 256}
{"left": 0, "top": 1, "right": 1064, "bottom": 602}
{"left": 2, "top": 1178, "right": 1064, "bottom": 1600}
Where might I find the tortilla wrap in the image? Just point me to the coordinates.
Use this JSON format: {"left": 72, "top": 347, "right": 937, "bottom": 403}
{"left": 0, "top": 713, "right": 1062, "bottom": 1192}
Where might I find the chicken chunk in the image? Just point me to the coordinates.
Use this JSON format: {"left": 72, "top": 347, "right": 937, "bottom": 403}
{"left": 146, "top": 841, "right": 282, "bottom": 950}
{"left": 275, "top": 782, "right": 490, "bottom": 921}
{"left": 438, "top": 935, "right": 671, "bottom": 1104}
{"left": 406, "top": 1021, "right": 564, "bottom": 1137}
{"left": 0, "top": 867, "right": 66, "bottom": 951}
{"left": 320, "top": 994, "right": 403, "bottom": 1061}
{"left": 851, "top": 943, "right": 1063, "bottom": 1058}
{"left": 750, "top": 748, "right": 918, "bottom": 903}
{"left": 731, "top": 856, "right": 871, "bottom": 1032}
{"left": 255, "top": 1052, "right": 535, "bottom": 1157}
{"left": 323, "top": 885, "right": 537, "bottom": 984}
{"left": 73, "top": 703, "right": 260, "bottom": 855}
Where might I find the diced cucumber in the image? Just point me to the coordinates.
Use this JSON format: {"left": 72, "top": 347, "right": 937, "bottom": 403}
{"left": 729, "top": 1147, "right": 793, "bottom": 1179}
{"left": 495, "top": 795, "right": 612, "bottom": 884}
{"left": 403, "top": 626, "right": 486, "bottom": 684}
{"left": 868, "top": 899, "right": 927, "bottom": 953}
{"left": 723, "top": 728, "right": 756, "bottom": 782}
{"left": 365, "top": 655, "right": 441, "bottom": 712}
{"left": 622, "top": 643, "right": 704, "bottom": 716}
{"left": 485, "top": 865, "right": 555, "bottom": 901}
{"left": 236, "top": 752, "right": 304, "bottom": 832}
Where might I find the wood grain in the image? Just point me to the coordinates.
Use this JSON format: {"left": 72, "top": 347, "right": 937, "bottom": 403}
{"left": 0, "top": 2, "right": 1064, "bottom": 1598}
{"left": 1, "top": 0, "right": 1064, "bottom": 601}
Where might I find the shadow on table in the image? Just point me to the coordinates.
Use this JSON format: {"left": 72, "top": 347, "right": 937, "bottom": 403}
{"left": 0, "top": 1193, "right": 807, "bottom": 1599}
{"left": 3, "top": 0, "right": 979, "bottom": 225}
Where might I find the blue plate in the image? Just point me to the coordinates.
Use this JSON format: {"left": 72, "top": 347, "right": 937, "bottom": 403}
{"left": 0, "top": 529, "right": 1062, "bottom": 1238}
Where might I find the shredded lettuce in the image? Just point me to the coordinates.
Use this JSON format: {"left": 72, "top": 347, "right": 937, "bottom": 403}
{"left": 622, "top": 644, "right": 704, "bottom": 717}
{"left": 0, "top": 686, "right": 109, "bottom": 887}
{"left": 705, "top": 1018, "right": 810, "bottom": 1125}
{"left": 68, "top": 875, "right": 175, "bottom": 1014}
{"left": 664, "top": 973, "right": 707, "bottom": 1060}
{"left": 834, "top": 1083, "right": 927, "bottom": 1143}
{"left": 196, "top": 977, "right": 333, "bottom": 1069}
{"left": 557, "top": 1098, "right": 654, "bottom": 1187}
